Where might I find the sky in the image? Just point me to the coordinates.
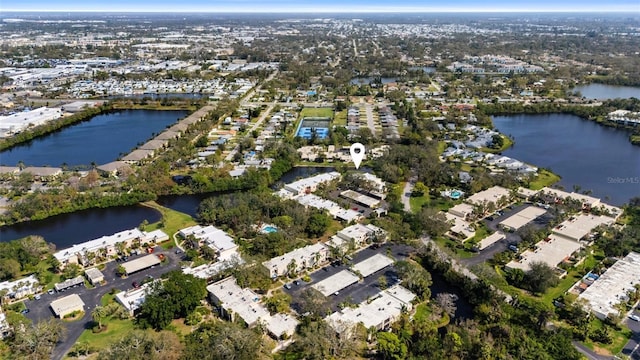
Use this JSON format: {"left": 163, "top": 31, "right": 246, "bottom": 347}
{"left": 2, "top": 0, "right": 640, "bottom": 13}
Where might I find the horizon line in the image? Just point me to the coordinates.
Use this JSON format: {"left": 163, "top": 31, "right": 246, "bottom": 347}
{"left": 2, "top": 9, "right": 639, "bottom": 14}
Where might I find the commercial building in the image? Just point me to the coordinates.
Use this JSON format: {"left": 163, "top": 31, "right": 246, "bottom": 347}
{"left": 0, "top": 107, "right": 63, "bottom": 138}
{"left": 0, "top": 275, "right": 41, "bottom": 300}
{"left": 263, "top": 243, "right": 329, "bottom": 278}
{"left": 115, "top": 282, "right": 154, "bottom": 316}
{"left": 326, "top": 285, "right": 416, "bottom": 334}
{"left": 54, "top": 276, "right": 85, "bottom": 292}
{"left": 312, "top": 270, "right": 360, "bottom": 297}
{"left": 121, "top": 254, "right": 161, "bottom": 275}
{"left": 84, "top": 268, "right": 105, "bottom": 285}
{"left": 50, "top": 294, "right": 85, "bottom": 318}
{"left": 499, "top": 206, "right": 546, "bottom": 231}
{"left": 206, "top": 277, "right": 299, "bottom": 338}
{"left": 352, "top": 254, "right": 395, "bottom": 278}
{"left": 578, "top": 252, "right": 640, "bottom": 320}
{"left": 506, "top": 234, "right": 582, "bottom": 272}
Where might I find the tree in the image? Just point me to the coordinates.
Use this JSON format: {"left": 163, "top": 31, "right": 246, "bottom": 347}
{"left": 62, "top": 263, "right": 81, "bottom": 280}
{"left": 138, "top": 271, "right": 206, "bottom": 330}
{"left": 116, "top": 265, "right": 126, "bottom": 277}
{"left": 97, "top": 330, "right": 183, "bottom": 360}
{"left": 377, "top": 331, "right": 408, "bottom": 360}
{"left": 92, "top": 306, "right": 107, "bottom": 330}
{"left": 182, "top": 321, "right": 261, "bottom": 360}
{"left": 305, "top": 212, "right": 331, "bottom": 238}
{"left": 525, "top": 261, "right": 559, "bottom": 294}
{"left": 0, "top": 258, "right": 21, "bottom": 281}
{"left": 395, "top": 260, "right": 432, "bottom": 300}
{"left": 297, "top": 288, "right": 331, "bottom": 319}
{"left": 9, "top": 318, "right": 66, "bottom": 360}
{"left": 435, "top": 293, "right": 457, "bottom": 318}
{"left": 265, "top": 291, "right": 292, "bottom": 314}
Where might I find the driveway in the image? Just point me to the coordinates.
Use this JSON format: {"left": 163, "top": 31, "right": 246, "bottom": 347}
{"left": 22, "top": 246, "right": 184, "bottom": 360}
{"left": 622, "top": 308, "right": 640, "bottom": 360}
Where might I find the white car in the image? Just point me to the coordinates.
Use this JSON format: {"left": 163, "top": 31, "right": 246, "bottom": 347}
{"left": 629, "top": 314, "right": 640, "bottom": 322}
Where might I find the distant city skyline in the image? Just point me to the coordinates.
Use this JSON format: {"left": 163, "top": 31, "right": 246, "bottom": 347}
{"left": 3, "top": 0, "right": 640, "bottom": 13}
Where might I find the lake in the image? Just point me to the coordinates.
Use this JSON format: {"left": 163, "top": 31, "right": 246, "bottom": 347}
{"left": 350, "top": 77, "right": 399, "bottom": 85}
{"left": 0, "top": 109, "right": 189, "bottom": 167}
{"left": 0, "top": 205, "right": 161, "bottom": 248}
{"left": 493, "top": 114, "right": 640, "bottom": 206}
{"left": 103, "top": 93, "right": 207, "bottom": 100}
{"left": 572, "top": 84, "right": 640, "bottom": 100}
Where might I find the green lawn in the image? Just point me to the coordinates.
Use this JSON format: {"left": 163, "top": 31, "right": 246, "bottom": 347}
{"left": 413, "top": 303, "right": 431, "bottom": 323}
{"left": 72, "top": 317, "right": 135, "bottom": 354}
{"left": 410, "top": 195, "right": 430, "bottom": 212}
{"left": 481, "top": 135, "right": 514, "bottom": 153}
{"left": 334, "top": 110, "right": 347, "bottom": 126}
{"left": 141, "top": 201, "right": 197, "bottom": 247}
{"left": 299, "top": 107, "right": 334, "bottom": 119}
{"left": 529, "top": 169, "right": 561, "bottom": 190}
{"left": 582, "top": 318, "right": 633, "bottom": 356}
{"left": 437, "top": 141, "right": 447, "bottom": 154}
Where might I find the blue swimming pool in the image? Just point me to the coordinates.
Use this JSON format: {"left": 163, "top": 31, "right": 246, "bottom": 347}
{"left": 262, "top": 225, "right": 278, "bottom": 233}
{"left": 451, "top": 190, "right": 462, "bottom": 199}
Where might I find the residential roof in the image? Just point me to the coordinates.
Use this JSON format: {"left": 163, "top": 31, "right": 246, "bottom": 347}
{"left": 265, "top": 313, "right": 299, "bottom": 338}
{"left": 21, "top": 166, "right": 62, "bottom": 177}
{"left": 477, "top": 231, "right": 506, "bottom": 251}
{"left": 121, "top": 149, "right": 154, "bottom": 162}
{"left": 50, "top": 294, "right": 85, "bottom": 317}
{"left": 115, "top": 282, "right": 154, "bottom": 313}
{"left": 466, "top": 186, "right": 511, "bottom": 205}
{"left": 263, "top": 243, "right": 328, "bottom": 277}
{"left": 178, "top": 225, "right": 237, "bottom": 258}
{"left": 352, "top": 254, "right": 395, "bottom": 278}
{"left": 499, "top": 206, "right": 546, "bottom": 231}
{"left": 0, "top": 166, "right": 19, "bottom": 174}
{"left": 53, "top": 228, "right": 148, "bottom": 263}
{"left": 84, "top": 268, "right": 104, "bottom": 282}
{"left": 54, "top": 276, "right": 84, "bottom": 291}
{"left": 578, "top": 252, "right": 640, "bottom": 319}
{"left": 326, "top": 285, "right": 416, "bottom": 333}
{"left": 0, "top": 275, "right": 39, "bottom": 296}
{"left": 96, "top": 161, "right": 131, "bottom": 174}
{"left": 506, "top": 234, "right": 582, "bottom": 272}
{"left": 139, "top": 139, "right": 168, "bottom": 151}
{"left": 207, "top": 277, "right": 268, "bottom": 326}
{"left": 552, "top": 214, "right": 615, "bottom": 241}
{"left": 121, "top": 254, "right": 161, "bottom": 275}
{"left": 311, "top": 270, "right": 360, "bottom": 296}
{"left": 340, "top": 190, "right": 380, "bottom": 208}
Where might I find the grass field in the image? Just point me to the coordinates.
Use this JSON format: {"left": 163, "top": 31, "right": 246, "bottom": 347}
{"left": 410, "top": 195, "right": 430, "bottom": 212}
{"left": 582, "top": 318, "right": 633, "bottom": 356}
{"left": 141, "top": 201, "right": 197, "bottom": 246}
{"left": 529, "top": 169, "right": 561, "bottom": 190}
{"left": 300, "top": 107, "right": 334, "bottom": 119}
{"left": 73, "top": 318, "right": 135, "bottom": 354}
{"left": 334, "top": 109, "right": 347, "bottom": 126}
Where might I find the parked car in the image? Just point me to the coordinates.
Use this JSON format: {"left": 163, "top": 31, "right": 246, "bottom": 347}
{"left": 34, "top": 294, "right": 41, "bottom": 300}
{"left": 20, "top": 309, "right": 30, "bottom": 314}
{"left": 333, "top": 291, "right": 340, "bottom": 296}
{"left": 175, "top": 249, "right": 182, "bottom": 254}
{"left": 293, "top": 280, "right": 300, "bottom": 286}
{"left": 47, "top": 289, "right": 55, "bottom": 295}
{"left": 284, "top": 283, "right": 292, "bottom": 290}
{"left": 508, "top": 244, "right": 519, "bottom": 252}
{"left": 629, "top": 314, "right": 640, "bottom": 322}
{"left": 132, "top": 282, "right": 140, "bottom": 288}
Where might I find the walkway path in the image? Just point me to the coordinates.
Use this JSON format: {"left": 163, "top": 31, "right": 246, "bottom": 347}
{"left": 401, "top": 181, "right": 414, "bottom": 212}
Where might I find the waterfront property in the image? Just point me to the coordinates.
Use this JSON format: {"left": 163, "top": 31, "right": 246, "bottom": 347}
{"left": 499, "top": 206, "right": 547, "bottom": 232}
{"left": 53, "top": 228, "right": 168, "bottom": 269}
{"left": 0, "top": 107, "right": 63, "bottom": 138}
{"left": 178, "top": 225, "right": 238, "bottom": 261}
{"left": 325, "top": 284, "right": 416, "bottom": 335}
{"left": 577, "top": 252, "right": 640, "bottom": 320}
{"left": 281, "top": 171, "right": 341, "bottom": 197}
{"left": 50, "top": 294, "right": 85, "bottom": 318}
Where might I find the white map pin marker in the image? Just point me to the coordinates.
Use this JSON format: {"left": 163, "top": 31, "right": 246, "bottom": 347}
{"left": 350, "top": 143, "right": 365, "bottom": 169}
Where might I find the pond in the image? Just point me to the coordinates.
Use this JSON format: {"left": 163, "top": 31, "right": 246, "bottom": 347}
{"left": 571, "top": 83, "right": 640, "bottom": 100}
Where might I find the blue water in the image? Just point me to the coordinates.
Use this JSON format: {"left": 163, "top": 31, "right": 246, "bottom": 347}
{"left": 296, "top": 127, "right": 329, "bottom": 139}
{"left": 571, "top": 84, "right": 640, "bottom": 100}
{"left": 493, "top": 114, "right": 640, "bottom": 206}
{"left": 0, "top": 110, "right": 188, "bottom": 167}
{"left": 451, "top": 190, "right": 462, "bottom": 199}
{"left": 262, "top": 226, "right": 278, "bottom": 233}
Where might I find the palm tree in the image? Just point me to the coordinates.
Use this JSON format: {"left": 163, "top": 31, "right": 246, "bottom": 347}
{"left": 92, "top": 306, "right": 106, "bottom": 330}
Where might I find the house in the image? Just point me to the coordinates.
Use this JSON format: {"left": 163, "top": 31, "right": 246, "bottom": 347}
{"left": 21, "top": 166, "right": 62, "bottom": 180}
{"left": 0, "top": 275, "right": 41, "bottom": 300}
{"left": 96, "top": 161, "right": 131, "bottom": 177}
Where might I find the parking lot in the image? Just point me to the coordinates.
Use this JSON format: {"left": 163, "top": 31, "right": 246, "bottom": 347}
{"left": 622, "top": 308, "right": 640, "bottom": 360}
{"left": 284, "top": 244, "right": 412, "bottom": 312}
{"left": 462, "top": 203, "right": 555, "bottom": 268}
{"left": 21, "top": 246, "right": 184, "bottom": 360}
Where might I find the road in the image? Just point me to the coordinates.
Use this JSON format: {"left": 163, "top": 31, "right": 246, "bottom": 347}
{"left": 224, "top": 102, "right": 275, "bottom": 161}
{"left": 22, "top": 246, "right": 184, "bottom": 360}
{"left": 364, "top": 104, "right": 377, "bottom": 136}
{"left": 622, "top": 309, "right": 640, "bottom": 360}
{"left": 401, "top": 181, "right": 414, "bottom": 213}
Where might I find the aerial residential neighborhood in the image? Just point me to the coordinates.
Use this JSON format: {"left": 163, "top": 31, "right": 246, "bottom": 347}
{"left": 0, "top": 5, "right": 639, "bottom": 360}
